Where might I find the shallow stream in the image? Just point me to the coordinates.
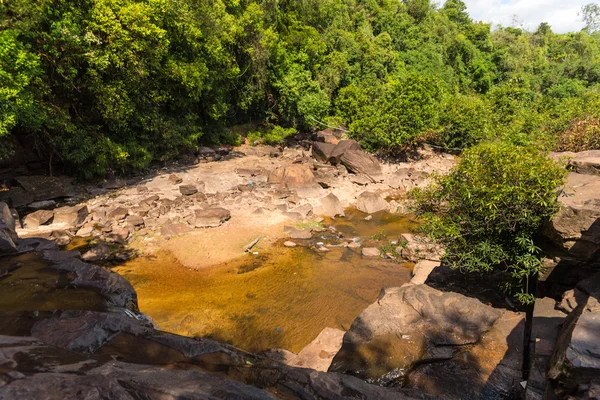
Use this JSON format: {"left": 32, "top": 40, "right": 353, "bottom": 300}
{"left": 114, "top": 210, "right": 417, "bottom": 353}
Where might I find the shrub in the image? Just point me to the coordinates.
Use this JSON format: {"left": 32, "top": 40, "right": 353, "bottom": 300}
{"left": 411, "top": 141, "right": 567, "bottom": 303}
{"left": 555, "top": 116, "right": 600, "bottom": 151}
{"left": 246, "top": 125, "right": 296, "bottom": 145}
{"left": 436, "top": 94, "right": 492, "bottom": 149}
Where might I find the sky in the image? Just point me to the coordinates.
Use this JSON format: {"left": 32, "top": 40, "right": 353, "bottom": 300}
{"left": 461, "top": 0, "right": 589, "bottom": 33}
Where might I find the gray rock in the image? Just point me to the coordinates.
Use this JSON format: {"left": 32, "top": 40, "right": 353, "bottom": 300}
{"left": 195, "top": 208, "right": 231, "bottom": 228}
{"left": 15, "top": 175, "right": 75, "bottom": 201}
{"left": 356, "top": 191, "right": 388, "bottom": 214}
{"left": 22, "top": 210, "right": 54, "bottom": 229}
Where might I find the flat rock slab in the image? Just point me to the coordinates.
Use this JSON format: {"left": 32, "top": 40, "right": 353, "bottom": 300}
{"left": 15, "top": 175, "right": 75, "bottom": 202}
{"left": 284, "top": 226, "right": 312, "bottom": 239}
{"left": 195, "top": 208, "right": 231, "bottom": 228}
{"left": 355, "top": 191, "right": 387, "bottom": 214}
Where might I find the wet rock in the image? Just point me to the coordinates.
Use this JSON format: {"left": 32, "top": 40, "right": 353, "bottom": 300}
{"left": 17, "top": 238, "right": 58, "bottom": 253}
{"left": 179, "top": 184, "right": 198, "bottom": 196}
{"left": 328, "top": 139, "right": 362, "bottom": 165}
{"left": 41, "top": 250, "right": 81, "bottom": 263}
{"left": 341, "top": 150, "right": 383, "bottom": 183}
{"left": 355, "top": 191, "right": 388, "bottom": 214}
{"left": 330, "top": 284, "right": 524, "bottom": 399}
{"left": 362, "top": 247, "right": 381, "bottom": 257}
{"left": 0, "top": 202, "right": 18, "bottom": 253}
{"left": 168, "top": 174, "right": 183, "bottom": 184}
{"left": 47, "top": 258, "right": 137, "bottom": 309}
{"left": 22, "top": 210, "right": 54, "bottom": 229}
{"left": 284, "top": 226, "right": 312, "bottom": 240}
{"left": 53, "top": 205, "right": 89, "bottom": 228}
{"left": 161, "top": 221, "right": 191, "bottom": 239}
{"left": 82, "top": 243, "right": 111, "bottom": 262}
{"left": 312, "top": 142, "right": 336, "bottom": 163}
{"left": 398, "top": 233, "right": 443, "bottom": 262}
{"left": 195, "top": 208, "right": 231, "bottom": 228}
{"left": 284, "top": 241, "right": 297, "bottom": 248}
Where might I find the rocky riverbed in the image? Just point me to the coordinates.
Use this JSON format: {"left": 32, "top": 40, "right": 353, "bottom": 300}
{"left": 1, "top": 140, "right": 599, "bottom": 399}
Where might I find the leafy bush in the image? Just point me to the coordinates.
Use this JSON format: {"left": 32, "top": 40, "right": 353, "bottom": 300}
{"left": 247, "top": 125, "right": 296, "bottom": 145}
{"left": 436, "top": 94, "right": 492, "bottom": 149}
{"left": 411, "top": 141, "right": 567, "bottom": 303}
{"left": 555, "top": 117, "right": 600, "bottom": 151}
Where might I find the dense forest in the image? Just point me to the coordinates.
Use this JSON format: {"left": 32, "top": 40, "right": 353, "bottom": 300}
{"left": 1, "top": 0, "right": 599, "bottom": 177}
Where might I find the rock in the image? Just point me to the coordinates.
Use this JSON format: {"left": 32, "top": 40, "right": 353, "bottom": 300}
{"left": 267, "top": 163, "right": 322, "bottom": 196}
{"left": 140, "top": 195, "right": 160, "bottom": 206}
{"left": 17, "top": 238, "right": 58, "bottom": 253}
{"left": 136, "top": 185, "right": 149, "bottom": 194}
{"left": 355, "top": 191, "right": 388, "bottom": 214}
{"left": 311, "top": 142, "right": 336, "bottom": 163}
{"left": 316, "top": 128, "right": 343, "bottom": 144}
{"left": 169, "top": 174, "right": 183, "bottom": 184}
{"left": 0, "top": 187, "right": 34, "bottom": 207}
{"left": 348, "top": 174, "right": 371, "bottom": 186}
{"left": 398, "top": 233, "right": 443, "bottom": 262}
{"left": 126, "top": 215, "right": 144, "bottom": 227}
{"left": 284, "top": 226, "right": 312, "bottom": 239}
{"left": 315, "top": 193, "right": 345, "bottom": 218}
{"left": 22, "top": 210, "right": 54, "bottom": 229}
{"left": 161, "top": 221, "right": 191, "bottom": 239}
{"left": 82, "top": 243, "right": 111, "bottom": 262}
{"left": 544, "top": 172, "right": 600, "bottom": 262}
{"left": 410, "top": 260, "right": 440, "bottom": 285}
{"left": 195, "top": 208, "right": 231, "bottom": 228}
{"left": 76, "top": 224, "right": 94, "bottom": 237}
{"left": 330, "top": 284, "right": 524, "bottom": 399}
{"left": 236, "top": 168, "right": 262, "bottom": 177}
{"left": 565, "top": 150, "right": 600, "bottom": 175}
{"left": 41, "top": 250, "right": 81, "bottom": 263}
{"left": 284, "top": 241, "right": 297, "bottom": 248}
{"left": 107, "top": 207, "right": 129, "bottom": 221}
{"left": 290, "top": 204, "right": 313, "bottom": 218}
{"left": 0, "top": 202, "right": 18, "bottom": 253}
{"left": 341, "top": 150, "right": 383, "bottom": 182}
{"left": 53, "top": 205, "right": 89, "bottom": 228}
{"left": 293, "top": 328, "right": 345, "bottom": 372}
{"left": 548, "top": 273, "right": 600, "bottom": 398}
{"left": 198, "top": 146, "right": 216, "bottom": 157}
{"left": 14, "top": 175, "right": 75, "bottom": 201}
{"left": 28, "top": 200, "right": 57, "bottom": 210}
{"left": 328, "top": 139, "right": 362, "bottom": 165}
{"left": 102, "top": 179, "right": 127, "bottom": 189}
{"left": 362, "top": 247, "right": 381, "bottom": 257}
{"left": 179, "top": 184, "right": 198, "bottom": 196}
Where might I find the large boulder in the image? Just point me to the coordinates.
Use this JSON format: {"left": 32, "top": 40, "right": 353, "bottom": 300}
{"left": 355, "top": 191, "right": 388, "bottom": 214}
{"left": 329, "top": 284, "right": 525, "bottom": 399}
{"left": 341, "top": 150, "right": 383, "bottom": 182}
{"left": 14, "top": 175, "right": 75, "bottom": 202}
{"left": 267, "top": 163, "right": 322, "bottom": 197}
{"left": 195, "top": 208, "right": 231, "bottom": 228}
{"left": 311, "top": 142, "right": 336, "bottom": 163}
{"left": 0, "top": 202, "right": 18, "bottom": 253}
{"left": 548, "top": 273, "right": 600, "bottom": 399}
{"left": 328, "top": 139, "right": 362, "bottom": 165}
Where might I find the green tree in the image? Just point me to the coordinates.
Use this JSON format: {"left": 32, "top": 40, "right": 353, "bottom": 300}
{"left": 411, "top": 142, "right": 567, "bottom": 303}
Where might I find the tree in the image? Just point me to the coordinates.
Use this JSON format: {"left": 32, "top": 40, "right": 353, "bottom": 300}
{"left": 581, "top": 3, "right": 600, "bottom": 33}
{"left": 411, "top": 142, "right": 567, "bottom": 303}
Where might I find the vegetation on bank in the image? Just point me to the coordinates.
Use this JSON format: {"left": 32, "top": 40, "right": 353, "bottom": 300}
{"left": 2, "top": 0, "right": 599, "bottom": 302}
{"left": 1, "top": 0, "right": 599, "bottom": 176}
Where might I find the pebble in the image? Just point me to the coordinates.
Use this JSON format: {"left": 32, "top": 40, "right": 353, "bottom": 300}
{"left": 284, "top": 241, "right": 297, "bottom": 248}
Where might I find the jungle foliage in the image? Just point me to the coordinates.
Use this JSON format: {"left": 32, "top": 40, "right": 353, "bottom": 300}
{"left": 1, "top": 0, "right": 600, "bottom": 176}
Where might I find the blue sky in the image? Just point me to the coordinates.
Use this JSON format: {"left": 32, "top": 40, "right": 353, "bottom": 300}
{"left": 461, "top": 0, "right": 589, "bottom": 33}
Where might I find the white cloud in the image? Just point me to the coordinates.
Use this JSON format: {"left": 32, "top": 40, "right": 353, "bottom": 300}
{"left": 461, "top": 0, "right": 588, "bottom": 33}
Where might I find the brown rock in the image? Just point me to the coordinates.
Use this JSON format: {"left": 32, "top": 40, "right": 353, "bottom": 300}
{"left": 328, "top": 140, "right": 362, "bottom": 165}
{"left": 316, "top": 193, "right": 345, "bottom": 218}
{"left": 0, "top": 202, "right": 18, "bottom": 253}
{"left": 195, "top": 208, "right": 231, "bottom": 228}
{"left": 53, "top": 205, "right": 89, "bottom": 228}
{"left": 161, "top": 221, "right": 191, "bottom": 239}
{"left": 169, "top": 174, "right": 183, "bottom": 184}
{"left": 126, "top": 215, "right": 144, "bottom": 227}
{"left": 355, "top": 191, "right": 387, "bottom": 214}
{"left": 362, "top": 247, "right": 381, "bottom": 257}
{"left": 15, "top": 175, "right": 75, "bottom": 201}
{"left": 179, "top": 184, "right": 198, "bottom": 196}
{"left": 312, "top": 142, "right": 336, "bottom": 163}
{"left": 284, "top": 226, "right": 312, "bottom": 239}
{"left": 23, "top": 210, "right": 54, "bottom": 229}
{"left": 107, "top": 207, "right": 129, "bottom": 221}
{"left": 340, "top": 150, "right": 382, "bottom": 182}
